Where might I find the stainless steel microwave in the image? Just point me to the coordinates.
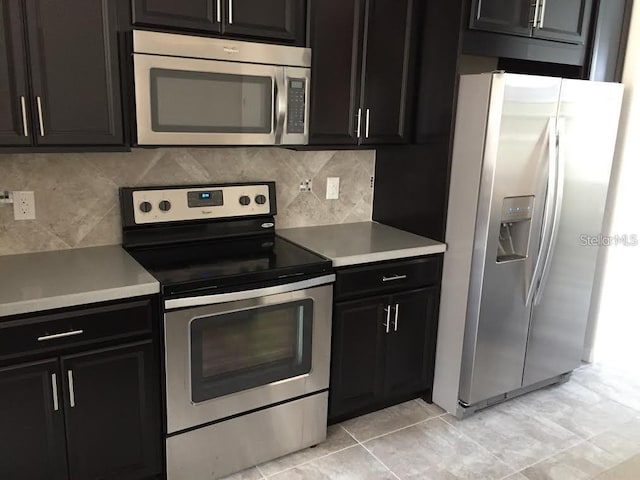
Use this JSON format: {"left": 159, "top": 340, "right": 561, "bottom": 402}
{"left": 132, "top": 31, "right": 311, "bottom": 146}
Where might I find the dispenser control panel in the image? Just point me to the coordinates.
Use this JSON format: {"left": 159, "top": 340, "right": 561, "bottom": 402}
{"left": 501, "top": 196, "right": 534, "bottom": 222}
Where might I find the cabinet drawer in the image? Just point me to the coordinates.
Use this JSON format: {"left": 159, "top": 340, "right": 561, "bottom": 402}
{"left": 335, "top": 256, "right": 442, "bottom": 301}
{"left": 0, "top": 299, "right": 153, "bottom": 361}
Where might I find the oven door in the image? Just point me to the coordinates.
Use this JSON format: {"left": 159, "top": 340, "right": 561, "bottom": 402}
{"left": 164, "top": 277, "right": 333, "bottom": 434}
{"left": 134, "top": 53, "right": 285, "bottom": 146}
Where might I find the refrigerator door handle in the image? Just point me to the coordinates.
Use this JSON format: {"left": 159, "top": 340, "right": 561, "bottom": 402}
{"left": 526, "top": 117, "right": 558, "bottom": 306}
{"left": 534, "top": 119, "right": 565, "bottom": 306}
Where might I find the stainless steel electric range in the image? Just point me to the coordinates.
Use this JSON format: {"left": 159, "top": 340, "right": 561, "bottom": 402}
{"left": 120, "top": 182, "right": 335, "bottom": 480}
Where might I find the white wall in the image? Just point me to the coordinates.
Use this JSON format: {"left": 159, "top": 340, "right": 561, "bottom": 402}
{"left": 592, "top": 1, "right": 640, "bottom": 376}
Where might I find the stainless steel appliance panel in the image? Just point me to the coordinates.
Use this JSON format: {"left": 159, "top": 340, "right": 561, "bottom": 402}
{"left": 460, "top": 74, "right": 563, "bottom": 405}
{"left": 523, "top": 80, "right": 624, "bottom": 386}
{"left": 164, "top": 283, "right": 332, "bottom": 434}
{"left": 166, "top": 392, "right": 328, "bottom": 480}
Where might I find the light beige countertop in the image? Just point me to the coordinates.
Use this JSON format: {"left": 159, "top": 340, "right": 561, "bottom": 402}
{"left": 0, "top": 245, "right": 159, "bottom": 318}
{"left": 278, "top": 221, "right": 446, "bottom": 267}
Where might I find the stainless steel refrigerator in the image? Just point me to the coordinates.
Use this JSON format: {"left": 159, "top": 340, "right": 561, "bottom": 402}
{"left": 433, "top": 72, "right": 623, "bottom": 417}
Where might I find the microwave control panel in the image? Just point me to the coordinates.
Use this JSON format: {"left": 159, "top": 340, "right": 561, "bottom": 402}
{"left": 287, "top": 78, "right": 306, "bottom": 134}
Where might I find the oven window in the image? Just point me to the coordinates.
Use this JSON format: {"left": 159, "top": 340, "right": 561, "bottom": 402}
{"left": 190, "top": 299, "right": 313, "bottom": 403}
{"left": 150, "top": 68, "right": 273, "bottom": 134}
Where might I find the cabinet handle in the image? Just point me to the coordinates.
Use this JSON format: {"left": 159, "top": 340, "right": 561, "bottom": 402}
{"left": 384, "top": 305, "right": 391, "bottom": 333}
{"left": 37, "top": 329, "right": 84, "bottom": 342}
{"left": 538, "top": 0, "right": 546, "bottom": 28}
{"left": 36, "top": 96, "right": 45, "bottom": 137}
{"left": 382, "top": 274, "right": 407, "bottom": 283}
{"left": 394, "top": 303, "right": 399, "bottom": 332}
{"left": 216, "top": 0, "right": 221, "bottom": 23}
{"left": 20, "top": 96, "right": 29, "bottom": 137}
{"left": 530, "top": 0, "right": 541, "bottom": 26}
{"left": 356, "top": 108, "right": 362, "bottom": 138}
{"left": 365, "top": 108, "right": 371, "bottom": 138}
{"left": 228, "top": 0, "right": 233, "bottom": 24}
{"left": 51, "top": 373, "right": 59, "bottom": 412}
{"left": 68, "top": 370, "right": 76, "bottom": 408}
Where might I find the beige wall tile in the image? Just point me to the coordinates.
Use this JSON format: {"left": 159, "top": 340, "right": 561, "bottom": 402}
{"left": 0, "top": 148, "right": 375, "bottom": 256}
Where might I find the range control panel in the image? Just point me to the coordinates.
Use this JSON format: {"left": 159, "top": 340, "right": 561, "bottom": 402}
{"left": 131, "top": 184, "right": 272, "bottom": 225}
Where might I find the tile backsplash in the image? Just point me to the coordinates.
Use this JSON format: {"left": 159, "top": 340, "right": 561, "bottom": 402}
{"left": 0, "top": 148, "right": 375, "bottom": 256}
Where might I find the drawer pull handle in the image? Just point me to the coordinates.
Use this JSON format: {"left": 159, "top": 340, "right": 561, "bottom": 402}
{"left": 384, "top": 305, "right": 391, "bottom": 333}
{"left": 68, "top": 370, "right": 76, "bottom": 408}
{"left": 394, "top": 303, "right": 399, "bottom": 332}
{"left": 382, "top": 274, "right": 407, "bottom": 282}
{"left": 37, "top": 330, "right": 84, "bottom": 342}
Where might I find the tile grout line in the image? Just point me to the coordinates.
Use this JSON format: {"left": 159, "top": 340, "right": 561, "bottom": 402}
{"left": 342, "top": 412, "right": 444, "bottom": 444}
{"left": 437, "top": 415, "right": 518, "bottom": 478}
{"left": 339, "top": 425, "right": 402, "bottom": 480}
{"left": 259, "top": 443, "right": 362, "bottom": 478}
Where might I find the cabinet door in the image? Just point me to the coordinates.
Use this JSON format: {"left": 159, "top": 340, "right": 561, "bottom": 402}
{"left": 0, "top": 360, "right": 68, "bottom": 480}
{"left": 384, "top": 287, "right": 438, "bottom": 398}
{"left": 309, "top": 0, "right": 365, "bottom": 145}
{"left": 330, "top": 297, "right": 387, "bottom": 419}
{"left": 223, "top": 0, "right": 305, "bottom": 44}
{"left": 24, "top": 0, "right": 124, "bottom": 145}
{"left": 361, "top": 0, "right": 416, "bottom": 144}
{"left": 132, "top": 0, "right": 222, "bottom": 33}
{"left": 469, "top": 0, "right": 531, "bottom": 37}
{"left": 61, "top": 342, "right": 161, "bottom": 480}
{"left": 532, "top": 0, "right": 594, "bottom": 44}
{"left": 0, "top": 0, "right": 32, "bottom": 146}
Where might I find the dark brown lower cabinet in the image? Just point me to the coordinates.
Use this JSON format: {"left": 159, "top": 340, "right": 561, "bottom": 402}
{"left": 62, "top": 342, "right": 161, "bottom": 480}
{"left": 329, "top": 283, "right": 440, "bottom": 422}
{"left": 0, "top": 360, "right": 68, "bottom": 480}
{"left": 0, "top": 298, "right": 162, "bottom": 480}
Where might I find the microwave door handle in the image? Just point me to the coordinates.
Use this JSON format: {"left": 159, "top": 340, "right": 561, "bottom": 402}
{"left": 274, "top": 70, "right": 286, "bottom": 144}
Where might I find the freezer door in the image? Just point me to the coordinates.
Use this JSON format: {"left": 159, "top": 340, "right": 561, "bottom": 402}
{"left": 460, "top": 74, "right": 562, "bottom": 405}
{"left": 523, "top": 80, "right": 623, "bottom": 387}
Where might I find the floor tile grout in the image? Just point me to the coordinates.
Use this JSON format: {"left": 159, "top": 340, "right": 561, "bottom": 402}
{"left": 260, "top": 443, "right": 361, "bottom": 478}
{"left": 340, "top": 424, "right": 402, "bottom": 479}
{"left": 343, "top": 412, "right": 443, "bottom": 444}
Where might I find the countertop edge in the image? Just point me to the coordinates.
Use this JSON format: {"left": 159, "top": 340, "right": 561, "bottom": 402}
{"left": 0, "top": 282, "right": 160, "bottom": 319}
{"left": 332, "top": 245, "right": 447, "bottom": 267}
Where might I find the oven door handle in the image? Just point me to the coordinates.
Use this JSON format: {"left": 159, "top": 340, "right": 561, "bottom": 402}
{"left": 164, "top": 274, "right": 336, "bottom": 310}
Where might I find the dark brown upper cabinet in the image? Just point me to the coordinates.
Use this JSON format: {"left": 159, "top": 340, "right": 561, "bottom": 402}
{"left": 132, "top": 0, "right": 306, "bottom": 46}
{"left": 132, "top": 0, "right": 222, "bottom": 33}
{"left": 0, "top": 0, "right": 123, "bottom": 148}
{"left": 0, "top": 0, "right": 31, "bottom": 146}
{"left": 469, "top": 0, "right": 594, "bottom": 45}
{"left": 309, "top": 0, "right": 417, "bottom": 146}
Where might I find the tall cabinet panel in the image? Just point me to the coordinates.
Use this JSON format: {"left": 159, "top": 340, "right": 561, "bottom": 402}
{"left": 0, "top": 360, "right": 68, "bottom": 480}
{"left": 0, "top": 0, "right": 31, "bottom": 146}
{"left": 361, "top": 0, "right": 415, "bottom": 144}
{"left": 24, "top": 0, "right": 123, "bottom": 145}
{"left": 469, "top": 0, "right": 531, "bottom": 36}
{"left": 309, "top": 0, "right": 365, "bottom": 145}
{"left": 62, "top": 342, "right": 161, "bottom": 480}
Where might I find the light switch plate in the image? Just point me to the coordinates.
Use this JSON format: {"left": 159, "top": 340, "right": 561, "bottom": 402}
{"left": 326, "top": 177, "right": 340, "bottom": 200}
{"left": 13, "top": 191, "right": 36, "bottom": 220}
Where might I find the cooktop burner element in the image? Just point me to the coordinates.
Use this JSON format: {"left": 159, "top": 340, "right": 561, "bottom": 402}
{"left": 120, "top": 182, "right": 332, "bottom": 297}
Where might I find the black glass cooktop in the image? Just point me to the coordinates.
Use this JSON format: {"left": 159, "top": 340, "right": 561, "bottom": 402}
{"left": 126, "top": 234, "right": 332, "bottom": 297}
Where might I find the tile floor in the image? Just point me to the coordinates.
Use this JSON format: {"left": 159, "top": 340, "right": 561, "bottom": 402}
{"left": 222, "top": 363, "right": 640, "bottom": 479}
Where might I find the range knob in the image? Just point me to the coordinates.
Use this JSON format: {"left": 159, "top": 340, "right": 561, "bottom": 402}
{"left": 159, "top": 200, "right": 172, "bottom": 212}
{"left": 255, "top": 194, "right": 267, "bottom": 205}
{"left": 139, "top": 201, "right": 152, "bottom": 213}
{"left": 239, "top": 195, "right": 251, "bottom": 206}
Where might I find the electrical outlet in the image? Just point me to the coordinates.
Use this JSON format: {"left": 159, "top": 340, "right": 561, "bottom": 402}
{"left": 13, "top": 191, "right": 36, "bottom": 220}
{"left": 326, "top": 177, "right": 340, "bottom": 200}
{"left": 299, "top": 179, "right": 312, "bottom": 192}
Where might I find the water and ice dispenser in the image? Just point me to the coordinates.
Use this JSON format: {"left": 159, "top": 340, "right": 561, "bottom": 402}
{"left": 497, "top": 196, "right": 535, "bottom": 263}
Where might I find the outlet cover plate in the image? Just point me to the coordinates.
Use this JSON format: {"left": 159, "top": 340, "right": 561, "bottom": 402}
{"left": 326, "top": 177, "right": 340, "bottom": 200}
{"left": 13, "top": 191, "right": 36, "bottom": 220}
